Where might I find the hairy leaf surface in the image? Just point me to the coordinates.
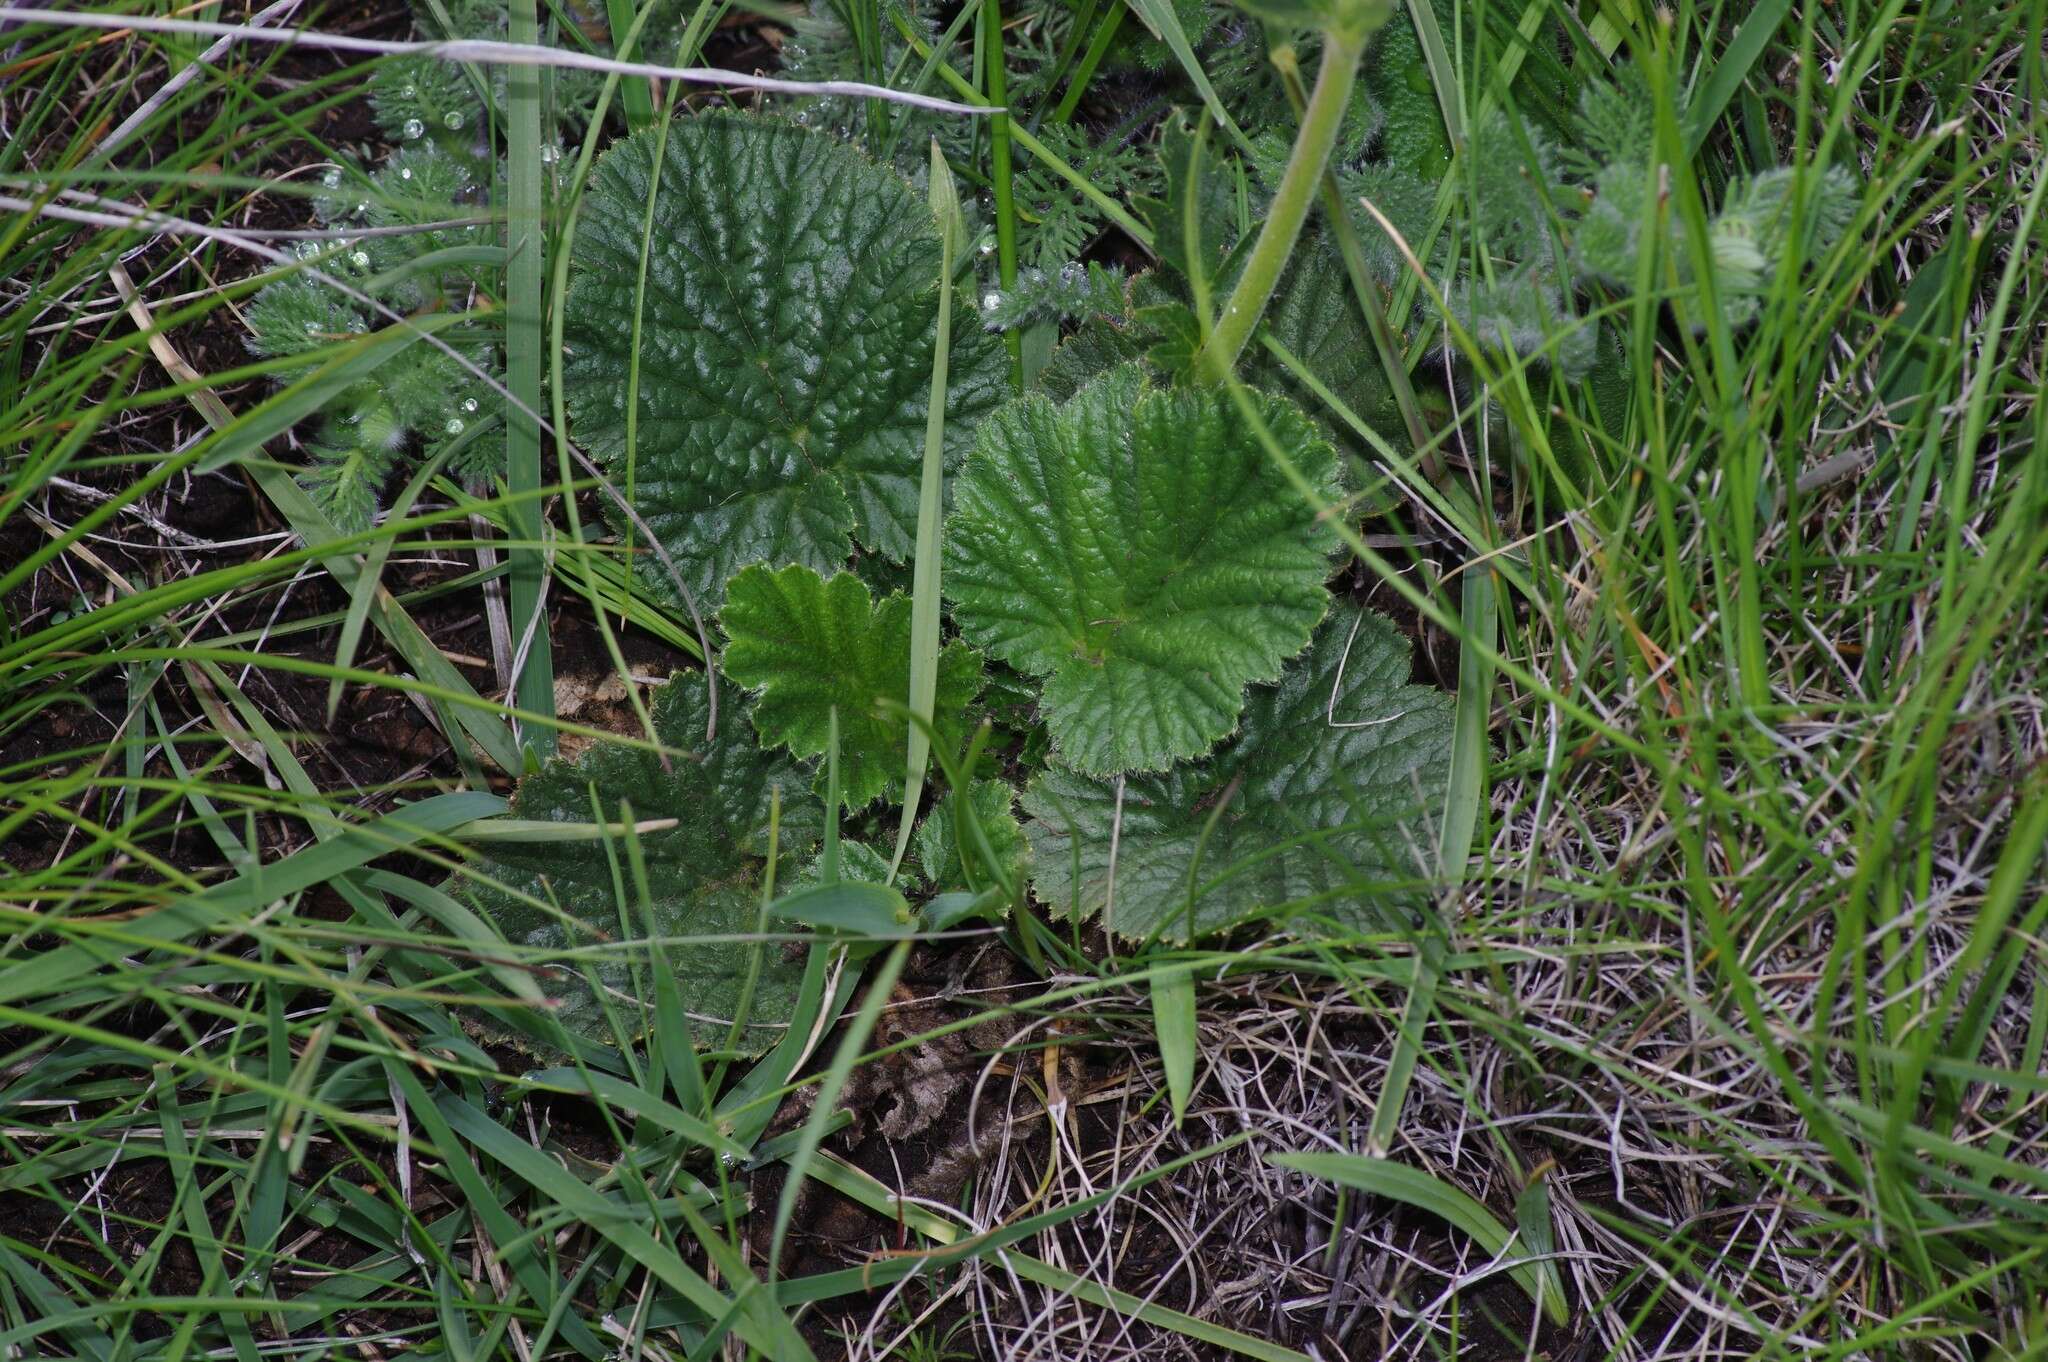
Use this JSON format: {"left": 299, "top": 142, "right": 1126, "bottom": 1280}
{"left": 468, "top": 673, "right": 819, "bottom": 1054}
{"left": 945, "top": 364, "right": 1342, "bottom": 775}
{"left": 916, "top": 780, "right": 1026, "bottom": 891}
{"left": 564, "top": 113, "right": 1008, "bottom": 608}
{"left": 721, "top": 564, "right": 984, "bottom": 809}
{"left": 1022, "top": 604, "right": 1453, "bottom": 941}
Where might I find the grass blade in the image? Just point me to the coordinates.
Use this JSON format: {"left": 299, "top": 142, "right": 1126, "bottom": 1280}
{"left": 768, "top": 940, "right": 912, "bottom": 1284}
{"left": 1120, "top": 0, "right": 1255, "bottom": 156}
{"left": 0, "top": 792, "right": 503, "bottom": 1006}
{"left": 888, "top": 140, "right": 962, "bottom": 883}
{"left": 1368, "top": 557, "right": 1496, "bottom": 1157}
{"left": 1270, "top": 1150, "right": 1566, "bottom": 1325}
{"left": 1151, "top": 964, "right": 1196, "bottom": 1126}
{"left": 1685, "top": 0, "right": 1792, "bottom": 158}
{"left": 505, "top": 0, "right": 554, "bottom": 761}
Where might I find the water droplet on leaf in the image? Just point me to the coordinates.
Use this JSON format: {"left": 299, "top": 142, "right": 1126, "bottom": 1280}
{"left": 402, "top": 118, "right": 424, "bottom": 140}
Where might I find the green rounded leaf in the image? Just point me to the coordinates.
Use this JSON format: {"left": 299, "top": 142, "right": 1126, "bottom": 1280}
{"left": 564, "top": 112, "right": 1009, "bottom": 609}
{"left": 720, "top": 563, "right": 984, "bottom": 809}
{"left": 1022, "top": 604, "right": 1453, "bottom": 941}
{"left": 945, "top": 364, "right": 1343, "bottom": 775}
{"left": 466, "top": 673, "right": 820, "bottom": 1056}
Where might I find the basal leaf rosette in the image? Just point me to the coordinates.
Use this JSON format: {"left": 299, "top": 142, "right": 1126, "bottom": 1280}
{"left": 944, "top": 364, "right": 1343, "bottom": 775}
{"left": 563, "top": 112, "right": 1008, "bottom": 609}
{"left": 720, "top": 563, "right": 983, "bottom": 809}
{"left": 1022, "top": 604, "right": 1453, "bottom": 942}
{"left": 465, "top": 673, "right": 819, "bottom": 1055}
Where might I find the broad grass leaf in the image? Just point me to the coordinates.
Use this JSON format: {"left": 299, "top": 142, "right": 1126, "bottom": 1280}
{"left": 945, "top": 364, "right": 1343, "bottom": 775}
{"left": 1270, "top": 1150, "right": 1569, "bottom": 1325}
{"left": 1022, "top": 604, "right": 1452, "bottom": 941}
{"left": 563, "top": 112, "right": 1009, "bottom": 609}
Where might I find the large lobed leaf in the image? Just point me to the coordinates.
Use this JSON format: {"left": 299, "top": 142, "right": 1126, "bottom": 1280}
{"left": 465, "top": 673, "right": 820, "bottom": 1054}
{"left": 945, "top": 363, "right": 1343, "bottom": 776}
{"left": 1023, "top": 603, "right": 1453, "bottom": 942}
{"left": 720, "top": 563, "right": 983, "bottom": 809}
{"left": 563, "top": 112, "right": 1009, "bottom": 609}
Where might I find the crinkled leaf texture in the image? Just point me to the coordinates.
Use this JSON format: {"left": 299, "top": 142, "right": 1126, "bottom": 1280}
{"left": 467, "top": 673, "right": 819, "bottom": 1055}
{"left": 945, "top": 364, "right": 1342, "bottom": 776}
{"left": 721, "top": 564, "right": 983, "bottom": 809}
{"left": 916, "top": 780, "right": 1026, "bottom": 892}
{"left": 795, "top": 840, "right": 893, "bottom": 889}
{"left": 563, "top": 112, "right": 1009, "bottom": 609}
{"left": 1023, "top": 604, "right": 1453, "bottom": 942}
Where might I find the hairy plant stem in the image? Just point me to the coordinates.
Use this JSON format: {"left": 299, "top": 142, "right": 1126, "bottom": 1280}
{"left": 1194, "top": 30, "right": 1364, "bottom": 380}
{"left": 1271, "top": 42, "right": 1437, "bottom": 479}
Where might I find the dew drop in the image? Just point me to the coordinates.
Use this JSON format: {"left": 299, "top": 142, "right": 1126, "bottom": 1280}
{"left": 321, "top": 169, "right": 341, "bottom": 190}
{"left": 399, "top": 166, "right": 413, "bottom": 180}
{"left": 461, "top": 397, "right": 478, "bottom": 413}
{"left": 442, "top": 109, "right": 463, "bottom": 131}
{"left": 977, "top": 241, "right": 996, "bottom": 258}
{"left": 303, "top": 321, "right": 319, "bottom": 334}
{"left": 400, "top": 84, "right": 415, "bottom": 99}
{"left": 539, "top": 143, "right": 558, "bottom": 164}
{"left": 355, "top": 199, "right": 369, "bottom": 215}
{"left": 402, "top": 118, "right": 424, "bottom": 140}
{"left": 350, "top": 250, "right": 370, "bottom": 269}
{"left": 445, "top": 417, "right": 465, "bottom": 436}
{"left": 981, "top": 291, "right": 1002, "bottom": 311}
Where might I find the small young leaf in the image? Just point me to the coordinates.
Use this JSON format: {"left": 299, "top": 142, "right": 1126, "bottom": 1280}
{"left": 722, "top": 563, "right": 984, "bottom": 809}
{"left": 915, "top": 779, "right": 1026, "bottom": 891}
{"left": 563, "top": 112, "right": 1009, "bottom": 609}
{"left": 1151, "top": 965, "right": 1197, "bottom": 1126}
{"left": 465, "top": 673, "right": 820, "bottom": 1055}
{"left": 772, "top": 880, "right": 914, "bottom": 936}
{"left": 945, "top": 364, "right": 1343, "bottom": 776}
{"left": 1022, "top": 604, "right": 1453, "bottom": 941}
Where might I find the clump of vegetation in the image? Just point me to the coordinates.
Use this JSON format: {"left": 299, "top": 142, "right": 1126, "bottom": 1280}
{"left": 6, "top": 0, "right": 2043, "bottom": 1355}
{"left": 240, "top": 0, "right": 634, "bottom": 527}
